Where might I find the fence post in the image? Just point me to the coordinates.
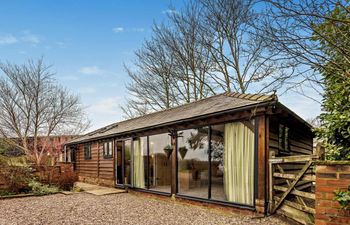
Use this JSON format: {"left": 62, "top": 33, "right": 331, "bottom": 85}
{"left": 268, "top": 151, "right": 275, "bottom": 214}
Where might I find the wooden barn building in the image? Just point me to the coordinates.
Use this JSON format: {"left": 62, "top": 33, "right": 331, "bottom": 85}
{"left": 64, "top": 93, "right": 313, "bottom": 214}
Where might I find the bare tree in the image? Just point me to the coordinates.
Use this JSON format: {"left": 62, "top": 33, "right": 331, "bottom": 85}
{"left": 261, "top": 0, "right": 350, "bottom": 100}
{"left": 0, "top": 59, "right": 90, "bottom": 165}
{"left": 122, "top": 0, "right": 301, "bottom": 117}
{"left": 198, "top": 0, "right": 298, "bottom": 94}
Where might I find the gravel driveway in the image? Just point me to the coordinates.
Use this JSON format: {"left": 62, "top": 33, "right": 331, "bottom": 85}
{"left": 0, "top": 193, "right": 288, "bottom": 225}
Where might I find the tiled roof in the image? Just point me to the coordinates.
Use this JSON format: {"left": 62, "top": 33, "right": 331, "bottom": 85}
{"left": 66, "top": 92, "right": 277, "bottom": 145}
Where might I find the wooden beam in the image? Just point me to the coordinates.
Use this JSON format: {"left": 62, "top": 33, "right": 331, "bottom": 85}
{"left": 256, "top": 115, "right": 266, "bottom": 213}
{"left": 277, "top": 204, "right": 314, "bottom": 225}
{"left": 273, "top": 173, "right": 316, "bottom": 182}
{"left": 269, "top": 155, "right": 318, "bottom": 164}
{"left": 273, "top": 196, "right": 315, "bottom": 214}
{"left": 171, "top": 134, "right": 177, "bottom": 195}
{"left": 273, "top": 185, "right": 315, "bottom": 199}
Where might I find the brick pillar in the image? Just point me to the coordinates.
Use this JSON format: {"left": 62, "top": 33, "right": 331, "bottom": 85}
{"left": 315, "top": 164, "right": 350, "bottom": 225}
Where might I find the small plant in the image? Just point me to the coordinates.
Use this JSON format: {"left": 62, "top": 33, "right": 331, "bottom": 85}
{"left": 0, "top": 190, "right": 16, "bottom": 196}
{"left": 28, "top": 180, "right": 59, "bottom": 195}
{"left": 72, "top": 186, "right": 84, "bottom": 192}
{"left": 334, "top": 186, "right": 350, "bottom": 209}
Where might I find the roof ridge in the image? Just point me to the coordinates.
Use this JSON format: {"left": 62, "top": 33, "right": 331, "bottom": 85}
{"left": 223, "top": 92, "right": 277, "bottom": 101}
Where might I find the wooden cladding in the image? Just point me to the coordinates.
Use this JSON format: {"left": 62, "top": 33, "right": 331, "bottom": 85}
{"left": 76, "top": 141, "right": 114, "bottom": 181}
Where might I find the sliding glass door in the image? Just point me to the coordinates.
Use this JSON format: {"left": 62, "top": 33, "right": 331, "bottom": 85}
{"left": 177, "top": 121, "right": 255, "bottom": 206}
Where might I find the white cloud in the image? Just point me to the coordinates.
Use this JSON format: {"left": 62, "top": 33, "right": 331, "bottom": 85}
{"left": 88, "top": 96, "right": 123, "bottom": 117}
{"left": 131, "top": 28, "right": 145, "bottom": 32}
{"left": 0, "top": 35, "right": 18, "bottom": 45}
{"left": 113, "top": 27, "right": 124, "bottom": 33}
{"left": 20, "top": 31, "right": 40, "bottom": 44}
{"left": 79, "top": 66, "right": 104, "bottom": 75}
{"left": 162, "top": 9, "right": 178, "bottom": 14}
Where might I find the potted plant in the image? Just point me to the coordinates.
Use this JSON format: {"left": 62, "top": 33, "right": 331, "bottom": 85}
{"left": 163, "top": 145, "right": 173, "bottom": 159}
{"left": 179, "top": 146, "right": 188, "bottom": 159}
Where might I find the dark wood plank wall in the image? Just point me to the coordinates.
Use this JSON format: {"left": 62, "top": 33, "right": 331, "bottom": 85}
{"left": 76, "top": 142, "right": 98, "bottom": 177}
{"left": 98, "top": 141, "right": 114, "bottom": 180}
{"left": 75, "top": 141, "right": 114, "bottom": 181}
{"left": 269, "top": 116, "right": 313, "bottom": 157}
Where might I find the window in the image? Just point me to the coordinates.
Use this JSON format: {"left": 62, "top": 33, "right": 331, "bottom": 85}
{"left": 176, "top": 121, "right": 255, "bottom": 206}
{"left": 84, "top": 144, "right": 91, "bottom": 160}
{"left": 210, "top": 121, "right": 255, "bottom": 205}
{"left": 279, "top": 124, "right": 290, "bottom": 153}
{"left": 124, "top": 140, "right": 132, "bottom": 185}
{"left": 103, "top": 140, "right": 113, "bottom": 158}
{"left": 133, "top": 137, "right": 147, "bottom": 188}
{"left": 149, "top": 133, "right": 172, "bottom": 193}
{"left": 177, "top": 127, "right": 209, "bottom": 199}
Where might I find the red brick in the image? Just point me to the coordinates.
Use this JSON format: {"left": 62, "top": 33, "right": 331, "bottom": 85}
{"left": 327, "top": 179, "right": 350, "bottom": 187}
{"left": 325, "top": 193, "right": 336, "bottom": 200}
{"left": 317, "top": 165, "right": 338, "bottom": 173}
{"left": 330, "top": 217, "right": 350, "bottom": 224}
{"left": 316, "top": 206, "right": 327, "bottom": 214}
{"left": 315, "top": 219, "right": 328, "bottom": 225}
{"left": 318, "top": 200, "right": 334, "bottom": 207}
{"left": 317, "top": 179, "right": 329, "bottom": 186}
{"left": 317, "top": 192, "right": 326, "bottom": 199}
{"left": 318, "top": 186, "right": 339, "bottom": 193}
{"left": 318, "top": 173, "right": 337, "bottom": 179}
{"left": 331, "top": 201, "right": 342, "bottom": 209}
{"left": 315, "top": 213, "right": 330, "bottom": 220}
{"left": 339, "top": 165, "right": 350, "bottom": 173}
{"left": 325, "top": 207, "right": 339, "bottom": 215}
{"left": 339, "top": 173, "right": 350, "bottom": 180}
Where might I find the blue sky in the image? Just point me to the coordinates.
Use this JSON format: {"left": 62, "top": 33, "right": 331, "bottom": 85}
{"left": 0, "top": 0, "right": 321, "bottom": 131}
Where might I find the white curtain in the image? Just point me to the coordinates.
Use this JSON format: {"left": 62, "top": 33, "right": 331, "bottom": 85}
{"left": 224, "top": 122, "right": 255, "bottom": 205}
{"left": 133, "top": 139, "right": 145, "bottom": 188}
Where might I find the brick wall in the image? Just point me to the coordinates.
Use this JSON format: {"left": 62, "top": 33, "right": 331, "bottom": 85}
{"left": 315, "top": 164, "right": 350, "bottom": 225}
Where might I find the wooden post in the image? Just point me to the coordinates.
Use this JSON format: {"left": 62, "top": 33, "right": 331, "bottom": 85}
{"left": 256, "top": 115, "right": 267, "bottom": 214}
{"left": 171, "top": 131, "right": 177, "bottom": 196}
{"left": 268, "top": 151, "right": 275, "bottom": 214}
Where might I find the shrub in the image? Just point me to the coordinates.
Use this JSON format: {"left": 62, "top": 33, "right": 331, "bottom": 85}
{"left": 0, "top": 156, "right": 32, "bottom": 193}
{"left": 28, "top": 180, "right": 59, "bottom": 195}
{"left": 57, "top": 171, "right": 77, "bottom": 191}
{"left": 334, "top": 186, "right": 350, "bottom": 209}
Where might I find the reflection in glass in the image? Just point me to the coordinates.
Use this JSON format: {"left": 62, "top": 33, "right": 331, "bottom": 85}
{"left": 149, "top": 133, "right": 172, "bottom": 193}
{"left": 177, "top": 127, "right": 209, "bottom": 199}
{"left": 124, "top": 140, "right": 132, "bottom": 185}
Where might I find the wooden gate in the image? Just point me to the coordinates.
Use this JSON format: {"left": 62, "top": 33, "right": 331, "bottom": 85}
{"left": 268, "top": 153, "right": 318, "bottom": 225}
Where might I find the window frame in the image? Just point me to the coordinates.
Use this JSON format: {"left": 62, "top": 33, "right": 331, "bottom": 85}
{"left": 278, "top": 124, "right": 290, "bottom": 153}
{"left": 175, "top": 119, "right": 256, "bottom": 207}
{"left": 84, "top": 143, "right": 91, "bottom": 160}
{"left": 103, "top": 140, "right": 113, "bottom": 159}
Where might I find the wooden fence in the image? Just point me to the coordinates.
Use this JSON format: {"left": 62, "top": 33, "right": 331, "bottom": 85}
{"left": 268, "top": 152, "right": 319, "bottom": 225}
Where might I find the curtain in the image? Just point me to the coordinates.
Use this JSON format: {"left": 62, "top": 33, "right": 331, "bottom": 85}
{"left": 224, "top": 122, "right": 255, "bottom": 205}
{"left": 133, "top": 139, "right": 145, "bottom": 188}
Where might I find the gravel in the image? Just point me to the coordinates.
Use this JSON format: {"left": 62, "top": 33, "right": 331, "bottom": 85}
{"left": 0, "top": 193, "right": 289, "bottom": 225}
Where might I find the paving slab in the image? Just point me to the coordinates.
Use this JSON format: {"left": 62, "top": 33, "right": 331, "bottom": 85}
{"left": 74, "top": 182, "right": 126, "bottom": 196}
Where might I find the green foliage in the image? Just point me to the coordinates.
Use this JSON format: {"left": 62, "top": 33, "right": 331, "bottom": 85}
{"left": 313, "top": 4, "right": 350, "bottom": 160}
{"left": 334, "top": 186, "right": 350, "bottom": 209}
{"left": 0, "top": 190, "right": 16, "bottom": 196}
{"left": 28, "top": 180, "right": 59, "bottom": 196}
{"left": 0, "top": 156, "right": 33, "bottom": 193}
{"left": 72, "top": 186, "right": 84, "bottom": 192}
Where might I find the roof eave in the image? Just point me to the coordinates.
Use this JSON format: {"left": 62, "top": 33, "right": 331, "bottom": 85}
{"left": 65, "top": 100, "right": 276, "bottom": 146}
